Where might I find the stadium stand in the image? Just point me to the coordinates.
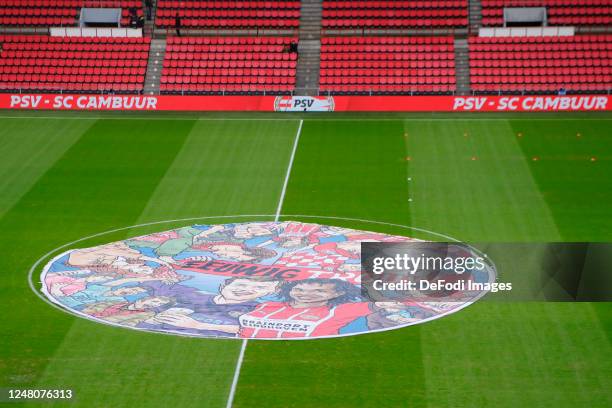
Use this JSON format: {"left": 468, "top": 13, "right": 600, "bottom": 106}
{"left": 322, "top": 1, "right": 468, "bottom": 30}
{"left": 319, "top": 36, "right": 456, "bottom": 94}
{"left": 0, "top": 1, "right": 143, "bottom": 27}
{"left": 481, "top": 0, "right": 612, "bottom": 26}
{"left": 0, "top": 35, "right": 150, "bottom": 93}
{"left": 469, "top": 35, "right": 612, "bottom": 94}
{"left": 155, "top": 1, "right": 301, "bottom": 30}
{"left": 160, "top": 37, "right": 298, "bottom": 94}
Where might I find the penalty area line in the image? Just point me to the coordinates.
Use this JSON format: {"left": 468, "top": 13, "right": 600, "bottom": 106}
{"left": 225, "top": 118, "right": 304, "bottom": 408}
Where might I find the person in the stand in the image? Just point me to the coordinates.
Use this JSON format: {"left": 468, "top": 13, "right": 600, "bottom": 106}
{"left": 289, "top": 41, "right": 298, "bottom": 53}
{"left": 145, "top": 0, "right": 153, "bottom": 20}
{"left": 137, "top": 14, "right": 145, "bottom": 28}
{"left": 175, "top": 13, "right": 182, "bottom": 37}
{"left": 129, "top": 7, "right": 138, "bottom": 28}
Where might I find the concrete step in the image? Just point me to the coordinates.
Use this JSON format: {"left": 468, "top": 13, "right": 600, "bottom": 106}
{"left": 294, "top": 0, "right": 323, "bottom": 94}
{"left": 143, "top": 38, "right": 166, "bottom": 94}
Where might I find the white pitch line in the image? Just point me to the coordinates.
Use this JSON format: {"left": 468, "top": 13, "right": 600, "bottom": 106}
{"left": 225, "top": 118, "right": 304, "bottom": 408}
{"left": 275, "top": 119, "right": 303, "bottom": 222}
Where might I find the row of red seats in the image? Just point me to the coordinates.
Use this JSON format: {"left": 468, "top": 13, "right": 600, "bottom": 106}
{"left": 167, "top": 37, "right": 289, "bottom": 45}
{"left": 161, "top": 37, "right": 296, "bottom": 94}
{"left": 163, "top": 60, "right": 297, "bottom": 69}
{"left": 0, "top": 67, "right": 146, "bottom": 75}
{"left": 162, "top": 76, "right": 295, "bottom": 84}
{"left": 2, "top": 53, "right": 149, "bottom": 64}
{"left": 158, "top": 1, "right": 300, "bottom": 9}
{"left": 320, "top": 36, "right": 456, "bottom": 95}
{"left": 320, "top": 76, "right": 456, "bottom": 85}
{"left": 322, "top": 68, "right": 456, "bottom": 76}
{"left": 482, "top": 17, "right": 612, "bottom": 25}
{"left": 164, "top": 68, "right": 294, "bottom": 76}
{"left": 166, "top": 53, "right": 297, "bottom": 62}
{"left": 0, "top": 82, "right": 142, "bottom": 92}
{"left": 482, "top": 0, "right": 608, "bottom": 6}
{"left": 323, "top": 10, "right": 466, "bottom": 17}
{"left": 167, "top": 45, "right": 292, "bottom": 53}
{"left": 320, "top": 85, "right": 455, "bottom": 93}
{"left": 159, "top": 84, "right": 294, "bottom": 93}
{"left": 0, "top": 35, "right": 148, "bottom": 93}
{"left": 323, "top": 0, "right": 467, "bottom": 28}
{"left": 0, "top": 0, "right": 141, "bottom": 26}
{"left": 157, "top": 9, "right": 299, "bottom": 17}
{"left": 1, "top": 58, "right": 146, "bottom": 68}
{"left": 1, "top": 74, "right": 144, "bottom": 83}
{"left": 3, "top": 43, "right": 149, "bottom": 52}
{"left": 323, "top": 45, "right": 454, "bottom": 52}
{"left": 470, "top": 35, "right": 611, "bottom": 93}
{"left": 321, "top": 60, "right": 455, "bottom": 69}
{"left": 0, "top": 35, "right": 150, "bottom": 44}
{"left": 156, "top": 18, "right": 299, "bottom": 28}
{"left": 322, "top": 37, "right": 454, "bottom": 45}
{"left": 472, "top": 84, "right": 609, "bottom": 92}
{"left": 472, "top": 58, "right": 611, "bottom": 68}
{"left": 472, "top": 67, "right": 610, "bottom": 75}
{"left": 470, "top": 34, "right": 611, "bottom": 43}
{"left": 471, "top": 51, "right": 609, "bottom": 59}
{"left": 470, "top": 43, "right": 610, "bottom": 52}
{"left": 473, "top": 75, "right": 609, "bottom": 84}
{"left": 322, "top": 18, "right": 468, "bottom": 28}
{"left": 156, "top": 0, "right": 299, "bottom": 29}
{"left": 326, "top": 1, "right": 466, "bottom": 7}
{"left": 481, "top": 0, "right": 611, "bottom": 26}
{"left": 321, "top": 52, "right": 455, "bottom": 61}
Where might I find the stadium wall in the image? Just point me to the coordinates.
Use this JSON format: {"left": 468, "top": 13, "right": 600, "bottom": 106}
{"left": 1, "top": 94, "right": 610, "bottom": 112}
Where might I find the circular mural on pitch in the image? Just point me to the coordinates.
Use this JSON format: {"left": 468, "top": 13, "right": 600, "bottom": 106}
{"left": 41, "top": 221, "right": 493, "bottom": 340}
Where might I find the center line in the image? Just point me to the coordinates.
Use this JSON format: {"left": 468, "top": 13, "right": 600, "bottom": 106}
{"left": 225, "top": 118, "right": 304, "bottom": 408}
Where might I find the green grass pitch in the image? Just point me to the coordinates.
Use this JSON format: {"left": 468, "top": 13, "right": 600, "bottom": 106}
{"left": 0, "top": 111, "right": 610, "bottom": 407}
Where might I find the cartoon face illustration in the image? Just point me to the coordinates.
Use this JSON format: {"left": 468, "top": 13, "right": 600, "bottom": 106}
{"left": 107, "top": 286, "right": 147, "bottom": 297}
{"left": 277, "top": 236, "right": 308, "bottom": 248}
{"left": 68, "top": 242, "right": 142, "bottom": 268}
{"left": 233, "top": 223, "right": 274, "bottom": 239}
{"left": 205, "top": 243, "right": 275, "bottom": 263}
{"left": 289, "top": 282, "right": 342, "bottom": 304}
{"left": 110, "top": 257, "right": 154, "bottom": 275}
{"left": 336, "top": 241, "right": 360, "bottom": 256}
{"left": 374, "top": 301, "right": 406, "bottom": 313}
{"left": 85, "top": 274, "right": 116, "bottom": 283}
{"left": 220, "top": 278, "right": 280, "bottom": 302}
{"left": 128, "top": 296, "right": 174, "bottom": 311}
{"left": 210, "top": 244, "right": 256, "bottom": 261}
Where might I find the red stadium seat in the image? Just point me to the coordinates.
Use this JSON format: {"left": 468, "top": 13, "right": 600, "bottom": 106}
{"left": 0, "top": 35, "right": 150, "bottom": 93}
{"left": 160, "top": 37, "right": 297, "bottom": 95}
{"left": 469, "top": 35, "right": 612, "bottom": 94}
{"left": 319, "top": 36, "right": 456, "bottom": 95}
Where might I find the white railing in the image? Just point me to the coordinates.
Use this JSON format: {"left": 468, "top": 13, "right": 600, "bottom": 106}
{"left": 49, "top": 27, "right": 143, "bottom": 37}
{"left": 479, "top": 26, "right": 575, "bottom": 37}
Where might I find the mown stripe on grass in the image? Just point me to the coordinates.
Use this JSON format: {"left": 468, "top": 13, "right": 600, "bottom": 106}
{"left": 510, "top": 119, "right": 612, "bottom": 242}
{"left": 233, "top": 120, "right": 428, "bottom": 408}
{"left": 30, "top": 120, "right": 301, "bottom": 408}
{"left": 0, "top": 118, "right": 94, "bottom": 220}
{"left": 403, "top": 119, "right": 612, "bottom": 407}
{"left": 0, "top": 118, "right": 195, "bottom": 391}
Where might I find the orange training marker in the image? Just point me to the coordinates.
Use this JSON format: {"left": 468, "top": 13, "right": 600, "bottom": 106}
{"left": 590, "top": 157, "right": 597, "bottom": 162}
{"left": 532, "top": 156, "right": 539, "bottom": 161}
{"left": 471, "top": 156, "right": 478, "bottom": 161}
{"left": 405, "top": 156, "right": 412, "bottom": 161}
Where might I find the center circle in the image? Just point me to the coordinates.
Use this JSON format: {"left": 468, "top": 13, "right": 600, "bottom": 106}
{"left": 40, "top": 220, "right": 494, "bottom": 340}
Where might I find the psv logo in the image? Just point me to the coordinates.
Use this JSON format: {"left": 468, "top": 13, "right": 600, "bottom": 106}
{"left": 274, "top": 96, "right": 335, "bottom": 112}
